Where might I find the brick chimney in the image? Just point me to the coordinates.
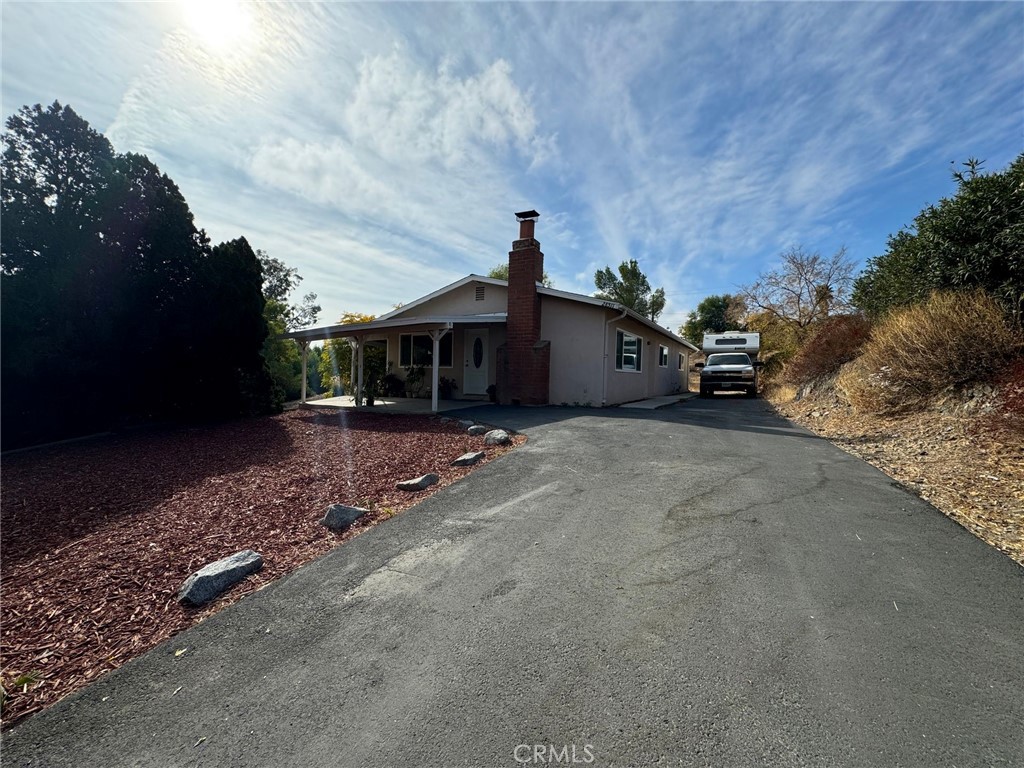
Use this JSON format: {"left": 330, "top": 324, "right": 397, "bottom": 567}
{"left": 497, "top": 210, "right": 550, "bottom": 405}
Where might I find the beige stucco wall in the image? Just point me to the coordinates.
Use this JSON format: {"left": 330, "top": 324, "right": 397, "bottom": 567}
{"left": 388, "top": 280, "right": 508, "bottom": 319}
{"left": 603, "top": 316, "right": 689, "bottom": 405}
{"left": 539, "top": 298, "right": 607, "bottom": 406}
{"left": 538, "top": 296, "right": 690, "bottom": 406}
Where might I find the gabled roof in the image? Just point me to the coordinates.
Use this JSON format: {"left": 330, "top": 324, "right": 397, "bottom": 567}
{"left": 280, "top": 271, "right": 697, "bottom": 352}
{"left": 376, "top": 274, "right": 508, "bottom": 322}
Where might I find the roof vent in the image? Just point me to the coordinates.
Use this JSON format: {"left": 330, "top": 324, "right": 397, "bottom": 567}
{"left": 475, "top": 285, "right": 485, "bottom": 301}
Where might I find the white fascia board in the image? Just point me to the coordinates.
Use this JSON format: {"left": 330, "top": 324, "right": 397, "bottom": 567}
{"left": 537, "top": 286, "right": 698, "bottom": 351}
{"left": 282, "top": 317, "right": 452, "bottom": 342}
{"left": 280, "top": 313, "right": 508, "bottom": 342}
{"left": 376, "top": 274, "right": 509, "bottom": 321}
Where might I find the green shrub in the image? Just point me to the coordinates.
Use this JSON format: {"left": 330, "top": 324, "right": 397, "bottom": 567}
{"left": 837, "top": 291, "right": 1024, "bottom": 413}
{"left": 786, "top": 314, "right": 872, "bottom": 386}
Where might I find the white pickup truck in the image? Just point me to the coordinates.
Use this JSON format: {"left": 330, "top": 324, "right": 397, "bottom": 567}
{"left": 696, "top": 333, "right": 761, "bottom": 398}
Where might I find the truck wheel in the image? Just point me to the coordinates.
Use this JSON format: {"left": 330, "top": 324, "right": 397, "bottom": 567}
{"left": 700, "top": 387, "right": 711, "bottom": 398}
{"left": 746, "top": 386, "right": 757, "bottom": 398}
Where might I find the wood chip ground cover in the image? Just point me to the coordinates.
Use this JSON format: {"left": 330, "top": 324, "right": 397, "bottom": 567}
{"left": 0, "top": 409, "right": 522, "bottom": 727}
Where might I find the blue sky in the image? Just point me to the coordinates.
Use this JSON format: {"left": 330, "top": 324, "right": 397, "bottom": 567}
{"left": 3, "top": 2, "right": 1021, "bottom": 330}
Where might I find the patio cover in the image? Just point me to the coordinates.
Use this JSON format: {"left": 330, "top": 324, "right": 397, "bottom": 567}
{"left": 281, "top": 314, "right": 506, "bottom": 413}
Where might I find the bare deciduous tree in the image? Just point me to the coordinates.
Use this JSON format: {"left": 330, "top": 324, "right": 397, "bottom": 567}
{"left": 740, "top": 246, "right": 855, "bottom": 335}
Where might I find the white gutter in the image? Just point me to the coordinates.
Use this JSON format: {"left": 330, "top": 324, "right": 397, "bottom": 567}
{"left": 601, "top": 307, "right": 628, "bottom": 406}
{"left": 280, "top": 315, "right": 501, "bottom": 343}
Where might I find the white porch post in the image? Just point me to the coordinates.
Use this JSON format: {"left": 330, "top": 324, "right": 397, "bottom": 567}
{"left": 356, "top": 337, "right": 365, "bottom": 407}
{"left": 348, "top": 339, "right": 356, "bottom": 405}
{"left": 431, "top": 333, "right": 440, "bottom": 413}
{"left": 427, "top": 328, "right": 450, "bottom": 414}
{"left": 299, "top": 340, "right": 309, "bottom": 403}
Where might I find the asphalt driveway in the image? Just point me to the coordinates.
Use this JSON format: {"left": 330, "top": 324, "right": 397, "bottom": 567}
{"left": 4, "top": 398, "right": 1023, "bottom": 767}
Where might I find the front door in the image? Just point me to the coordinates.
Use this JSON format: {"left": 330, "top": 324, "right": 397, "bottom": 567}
{"left": 463, "top": 329, "right": 488, "bottom": 395}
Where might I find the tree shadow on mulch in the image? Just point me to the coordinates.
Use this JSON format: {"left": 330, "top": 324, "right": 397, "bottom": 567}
{"left": 0, "top": 416, "right": 294, "bottom": 567}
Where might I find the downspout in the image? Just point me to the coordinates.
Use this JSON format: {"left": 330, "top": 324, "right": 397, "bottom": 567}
{"left": 601, "top": 307, "right": 628, "bottom": 406}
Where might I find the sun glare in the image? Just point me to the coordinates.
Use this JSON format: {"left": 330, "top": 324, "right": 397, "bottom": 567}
{"left": 181, "top": 0, "right": 254, "bottom": 52}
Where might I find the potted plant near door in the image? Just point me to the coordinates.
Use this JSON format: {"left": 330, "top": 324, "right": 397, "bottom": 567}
{"left": 438, "top": 376, "right": 458, "bottom": 400}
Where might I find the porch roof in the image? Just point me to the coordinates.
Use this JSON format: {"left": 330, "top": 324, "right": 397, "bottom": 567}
{"left": 280, "top": 313, "right": 507, "bottom": 343}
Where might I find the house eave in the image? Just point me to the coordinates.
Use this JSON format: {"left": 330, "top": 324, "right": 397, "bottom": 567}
{"left": 280, "top": 313, "right": 507, "bottom": 343}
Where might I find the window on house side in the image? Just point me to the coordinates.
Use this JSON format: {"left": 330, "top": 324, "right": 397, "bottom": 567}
{"left": 659, "top": 345, "right": 668, "bottom": 367}
{"left": 678, "top": 353, "right": 684, "bottom": 370}
{"left": 615, "top": 330, "right": 642, "bottom": 372}
{"left": 400, "top": 333, "right": 453, "bottom": 368}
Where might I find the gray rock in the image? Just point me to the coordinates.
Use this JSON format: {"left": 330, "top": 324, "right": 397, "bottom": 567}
{"left": 467, "top": 425, "right": 488, "bottom": 436}
{"left": 396, "top": 473, "right": 440, "bottom": 491}
{"left": 451, "top": 451, "right": 485, "bottom": 467}
{"left": 178, "top": 550, "right": 263, "bottom": 606}
{"left": 483, "top": 429, "right": 511, "bottom": 446}
{"left": 321, "top": 504, "right": 369, "bottom": 531}
{"left": 459, "top": 420, "right": 475, "bottom": 428}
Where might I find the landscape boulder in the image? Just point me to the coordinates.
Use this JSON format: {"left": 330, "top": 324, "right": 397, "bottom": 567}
{"left": 467, "top": 425, "right": 488, "bottom": 436}
{"left": 483, "top": 429, "right": 511, "bottom": 446}
{"left": 451, "top": 451, "right": 485, "bottom": 467}
{"left": 178, "top": 550, "right": 263, "bottom": 606}
{"left": 397, "top": 473, "right": 440, "bottom": 492}
{"left": 321, "top": 504, "right": 369, "bottom": 532}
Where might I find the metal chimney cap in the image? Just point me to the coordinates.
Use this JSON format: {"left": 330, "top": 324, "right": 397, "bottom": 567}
{"left": 515, "top": 210, "right": 540, "bottom": 221}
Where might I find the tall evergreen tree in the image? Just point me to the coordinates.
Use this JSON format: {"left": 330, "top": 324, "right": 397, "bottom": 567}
{"left": 1, "top": 102, "right": 275, "bottom": 447}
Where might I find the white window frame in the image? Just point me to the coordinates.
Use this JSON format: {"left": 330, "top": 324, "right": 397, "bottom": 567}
{"left": 678, "top": 352, "right": 684, "bottom": 371}
{"left": 658, "top": 345, "right": 669, "bottom": 368}
{"left": 615, "top": 329, "right": 643, "bottom": 373}
{"left": 399, "top": 333, "right": 453, "bottom": 369}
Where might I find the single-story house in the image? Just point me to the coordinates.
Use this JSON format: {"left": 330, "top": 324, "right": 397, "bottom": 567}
{"left": 283, "top": 211, "right": 698, "bottom": 411}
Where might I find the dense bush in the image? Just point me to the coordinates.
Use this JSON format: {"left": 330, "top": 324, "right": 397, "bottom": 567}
{"left": 837, "top": 291, "right": 1023, "bottom": 413}
{"left": 852, "top": 155, "right": 1024, "bottom": 324}
{"left": 785, "top": 314, "right": 872, "bottom": 386}
{"left": 1, "top": 103, "right": 276, "bottom": 448}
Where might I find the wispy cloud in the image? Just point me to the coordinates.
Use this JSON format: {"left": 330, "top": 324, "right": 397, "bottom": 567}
{"left": 246, "top": 46, "right": 557, "bottom": 286}
{"left": 3, "top": 1, "right": 1020, "bottom": 325}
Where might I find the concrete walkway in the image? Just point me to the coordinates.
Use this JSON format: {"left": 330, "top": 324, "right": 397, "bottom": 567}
{"left": 618, "top": 392, "right": 698, "bottom": 409}
{"left": 5, "top": 399, "right": 1022, "bottom": 767}
{"left": 297, "top": 395, "right": 490, "bottom": 415}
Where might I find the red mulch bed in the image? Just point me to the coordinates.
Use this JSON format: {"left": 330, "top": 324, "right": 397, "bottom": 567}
{"left": 0, "top": 409, "right": 522, "bottom": 727}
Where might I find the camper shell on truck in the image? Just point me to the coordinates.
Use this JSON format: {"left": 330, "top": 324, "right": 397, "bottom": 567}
{"left": 696, "top": 333, "right": 762, "bottom": 397}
